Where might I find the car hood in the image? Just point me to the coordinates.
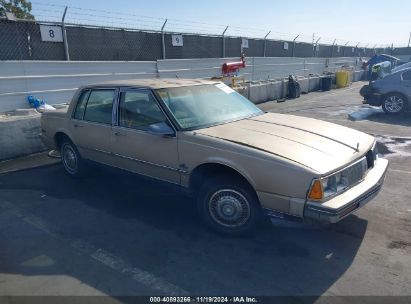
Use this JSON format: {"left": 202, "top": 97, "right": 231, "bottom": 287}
{"left": 196, "top": 113, "right": 375, "bottom": 174}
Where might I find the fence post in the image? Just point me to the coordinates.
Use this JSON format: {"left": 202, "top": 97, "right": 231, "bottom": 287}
{"left": 222, "top": 26, "right": 228, "bottom": 58}
{"left": 313, "top": 37, "right": 320, "bottom": 57}
{"left": 61, "top": 6, "right": 70, "bottom": 61}
{"left": 331, "top": 39, "right": 336, "bottom": 58}
{"left": 161, "top": 19, "right": 168, "bottom": 60}
{"left": 343, "top": 41, "right": 349, "bottom": 57}
{"left": 263, "top": 31, "right": 270, "bottom": 57}
{"left": 291, "top": 34, "right": 299, "bottom": 57}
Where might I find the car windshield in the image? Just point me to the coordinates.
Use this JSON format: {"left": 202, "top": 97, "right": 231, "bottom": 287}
{"left": 156, "top": 84, "right": 263, "bottom": 130}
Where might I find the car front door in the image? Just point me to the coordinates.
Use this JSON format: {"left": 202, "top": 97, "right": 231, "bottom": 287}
{"left": 111, "top": 88, "right": 180, "bottom": 185}
{"left": 70, "top": 88, "right": 117, "bottom": 165}
{"left": 401, "top": 70, "right": 411, "bottom": 100}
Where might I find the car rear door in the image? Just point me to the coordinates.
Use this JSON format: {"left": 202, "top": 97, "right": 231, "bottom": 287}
{"left": 110, "top": 88, "right": 181, "bottom": 185}
{"left": 70, "top": 88, "right": 117, "bottom": 165}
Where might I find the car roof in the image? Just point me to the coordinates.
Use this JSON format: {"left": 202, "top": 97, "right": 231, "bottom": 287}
{"left": 80, "top": 78, "right": 220, "bottom": 90}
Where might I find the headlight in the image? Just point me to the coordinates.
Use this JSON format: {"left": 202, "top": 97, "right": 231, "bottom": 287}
{"left": 309, "top": 173, "right": 349, "bottom": 201}
{"left": 308, "top": 157, "right": 367, "bottom": 201}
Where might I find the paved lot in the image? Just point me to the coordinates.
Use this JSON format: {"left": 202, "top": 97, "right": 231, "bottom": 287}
{"left": 0, "top": 81, "right": 410, "bottom": 300}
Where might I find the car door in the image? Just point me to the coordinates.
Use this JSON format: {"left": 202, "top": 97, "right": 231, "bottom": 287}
{"left": 111, "top": 88, "right": 180, "bottom": 185}
{"left": 400, "top": 70, "right": 411, "bottom": 99}
{"left": 70, "top": 88, "right": 117, "bottom": 165}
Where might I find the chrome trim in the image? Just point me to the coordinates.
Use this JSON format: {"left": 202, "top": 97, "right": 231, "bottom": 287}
{"left": 112, "top": 152, "right": 187, "bottom": 174}
{"left": 80, "top": 146, "right": 185, "bottom": 173}
{"left": 93, "top": 148, "right": 111, "bottom": 155}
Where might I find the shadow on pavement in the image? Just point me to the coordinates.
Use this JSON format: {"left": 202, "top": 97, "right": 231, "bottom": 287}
{"left": 367, "top": 111, "right": 411, "bottom": 127}
{"left": 0, "top": 164, "right": 368, "bottom": 299}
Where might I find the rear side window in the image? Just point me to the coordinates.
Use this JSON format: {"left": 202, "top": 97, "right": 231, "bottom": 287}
{"left": 83, "top": 89, "right": 115, "bottom": 125}
{"left": 73, "top": 90, "right": 90, "bottom": 120}
{"left": 402, "top": 71, "right": 411, "bottom": 81}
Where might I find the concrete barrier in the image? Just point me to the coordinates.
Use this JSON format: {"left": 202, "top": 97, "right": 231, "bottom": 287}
{"left": 0, "top": 111, "right": 46, "bottom": 161}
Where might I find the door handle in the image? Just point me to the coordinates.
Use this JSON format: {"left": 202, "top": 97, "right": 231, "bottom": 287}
{"left": 74, "top": 124, "right": 84, "bottom": 128}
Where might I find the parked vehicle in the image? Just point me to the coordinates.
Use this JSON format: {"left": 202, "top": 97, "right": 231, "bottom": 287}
{"left": 360, "top": 68, "right": 411, "bottom": 114}
{"left": 41, "top": 79, "right": 388, "bottom": 235}
{"left": 363, "top": 54, "right": 399, "bottom": 80}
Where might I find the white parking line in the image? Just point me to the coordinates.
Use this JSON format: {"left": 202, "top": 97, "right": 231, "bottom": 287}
{"left": 0, "top": 201, "right": 189, "bottom": 296}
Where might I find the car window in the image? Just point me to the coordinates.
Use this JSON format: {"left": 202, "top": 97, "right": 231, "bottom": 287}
{"left": 83, "top": 89, "right": 115, "bottom": 125}
{"left": 402, "top": 71, "right": 411, "bottom": 81}
{"left": 118, "top": 90, "right": 167, "bottom": 130}
{"left": 73, "top": 90, "right": 90, "bottom": 120}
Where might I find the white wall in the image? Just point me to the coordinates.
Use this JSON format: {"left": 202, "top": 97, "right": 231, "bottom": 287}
{"left": 0, "top": 57, "right": 362, "bottom": 112}
{"left": 0, "top": 61, "right": 157, "bottom": 111}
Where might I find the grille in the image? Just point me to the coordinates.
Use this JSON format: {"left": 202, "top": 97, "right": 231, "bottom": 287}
{"left": 342, "top": 157, "right": 368, "bottom": 188}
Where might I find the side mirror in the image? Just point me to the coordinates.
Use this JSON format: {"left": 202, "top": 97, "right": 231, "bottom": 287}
{"left": 148, "top": 122, "right": 175, "bottom": 137}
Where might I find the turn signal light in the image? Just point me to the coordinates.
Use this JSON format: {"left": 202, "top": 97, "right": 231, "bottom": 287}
{"left": 308, "top": 179, "right": 323, "bottom": 200}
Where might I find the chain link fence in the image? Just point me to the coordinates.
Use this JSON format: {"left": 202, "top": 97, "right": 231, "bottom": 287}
{"left": 1, "top": 17, "right": 409, "bottom": 61}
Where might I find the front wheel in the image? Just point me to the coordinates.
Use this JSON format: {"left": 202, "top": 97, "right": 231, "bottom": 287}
{"left": 60, "top": 139, "right": 86, "bottom": 177}
{"left": 382, "top": 93, "right": 407, "bottom": 114}
{"left": 197, "top": 176, "right": 262, "bottom": 235}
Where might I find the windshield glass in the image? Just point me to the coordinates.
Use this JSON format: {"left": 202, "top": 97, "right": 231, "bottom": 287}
{"left": 156, "top": 84, "right": 263, "bottom": 130}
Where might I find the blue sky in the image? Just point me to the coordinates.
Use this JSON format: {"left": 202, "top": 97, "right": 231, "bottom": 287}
{"left": 31, "top": 0, "right": 411, "bottom": 47}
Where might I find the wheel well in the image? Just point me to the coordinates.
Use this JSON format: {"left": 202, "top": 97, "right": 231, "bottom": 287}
{"left": 189, "top": 163, "right": 255, "bottom": 195}
{"left": 54, "top": 132, "right": 70, "bottom": 151}
{"left": 383, "top": 92, "right": 409, "bottom": 102}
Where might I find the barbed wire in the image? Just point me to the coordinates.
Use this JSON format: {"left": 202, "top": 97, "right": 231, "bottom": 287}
{"left": 28, "top": 1, "right": 404, "bottom": 48}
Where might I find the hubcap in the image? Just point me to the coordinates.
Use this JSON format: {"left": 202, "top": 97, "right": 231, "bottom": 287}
{"left": 385, "top": 96, "right": 404, "bottom": 113}
{"left": 209, "top": 189, "right": 250, "bottom": 228}
{"left": 62, "top": 145, "right": 78, "bottom": 174}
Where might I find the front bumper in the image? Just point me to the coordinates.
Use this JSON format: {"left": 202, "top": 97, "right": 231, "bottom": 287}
{"left": 362, "top": 93, "right": 382, "bottom": 106}
{"left": 304, "top": 158, "right": 388, "bottom": 224}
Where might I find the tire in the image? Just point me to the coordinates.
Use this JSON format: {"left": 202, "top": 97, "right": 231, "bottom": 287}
{"left": 60, "top": 138, "right": 86, "bottom": 177}
{"left": 382, "top": 93, "right": 407, "bottom": 114}
{"left": 196, "top": 175, "right": 262, "bottom": 235}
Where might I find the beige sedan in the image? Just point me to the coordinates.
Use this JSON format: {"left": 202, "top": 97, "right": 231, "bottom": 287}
{"left": 41, "top": 79, "right": 388, "bottom": 235}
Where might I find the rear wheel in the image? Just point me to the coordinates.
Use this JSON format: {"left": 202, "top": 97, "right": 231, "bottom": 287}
{"left": 197, "top": 176, "right": 262, "bottom": 235}
{"left": 60, "top": 139, "right": 86, "bottom": 177}
{"left": 382, "top": 93, "right": 407, "bottom": 114}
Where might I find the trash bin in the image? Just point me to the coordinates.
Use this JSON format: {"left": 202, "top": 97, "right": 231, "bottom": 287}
{"left": 321, "top": 76, "right": 332, "bottom": 91}
{"left": 336, "top": 70, "right": 350, "bottom": 88}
